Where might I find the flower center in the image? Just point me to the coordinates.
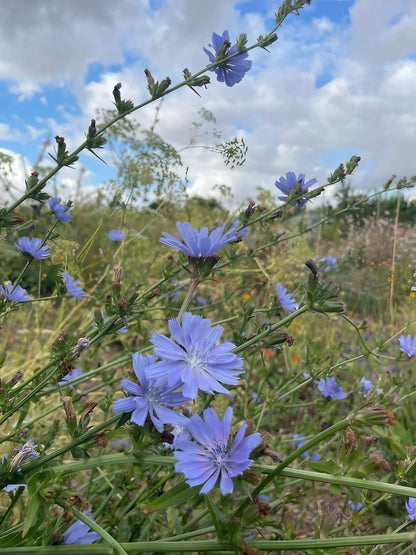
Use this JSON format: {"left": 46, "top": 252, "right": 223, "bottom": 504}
{"left": 208, "top": 443, "right": 228, "bottom": 468}
{"left": 145, "top": 384, "right": 162, "bottom": 406}
{"left": 185, "top": 350, "right": 206, "bottom": 373}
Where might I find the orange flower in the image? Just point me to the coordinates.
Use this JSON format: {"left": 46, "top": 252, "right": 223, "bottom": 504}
{"left": 292, "top": 354, "right": 301, "bottom": 362}
{"left": 243, "top": 294, "right": 251, "bottom": 300}
{"left": 261, "top": 348, "right": 273, "bottom": 359}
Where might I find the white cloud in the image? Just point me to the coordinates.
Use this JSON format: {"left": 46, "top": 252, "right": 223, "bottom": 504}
{"left": 1, "top": 0, "right": 416, "bottom": 209}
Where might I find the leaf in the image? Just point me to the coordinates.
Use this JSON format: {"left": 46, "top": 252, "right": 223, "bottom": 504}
{"left": 147, "top": 480, "right": 200, "bottom": 510}
{"left": 204, "top": 494, "right": 229, "bottom": 540}
{"left": 307, "top": 460, "right": 340, "bottom": 474}
{"left": 22, "top": 492, "right": 45, "bottom": 537}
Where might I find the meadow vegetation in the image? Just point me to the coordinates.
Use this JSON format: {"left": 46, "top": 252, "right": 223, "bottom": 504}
{"left": 1, "top": 1, "right": 416, "bottom": 553}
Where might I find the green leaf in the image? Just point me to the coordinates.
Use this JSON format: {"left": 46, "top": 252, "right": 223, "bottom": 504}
{"left": 147, "top": 480, "right": 200, "bottom": 510}
{"left": 204, "top": 494, "right": 228, "bottom": 540}
{"left": 307, "top": 460, "right": 340, "bottom": 474}
{"left": 22, "top": 492, "right": 45, "bottom": 537}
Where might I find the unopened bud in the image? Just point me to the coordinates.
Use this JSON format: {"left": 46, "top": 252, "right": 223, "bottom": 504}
{"left": 113, "top": 266, "right": 123, "bottom": 286}
{"left": 237, "top": 33, "right": 248, "bottom": 52}
{"left": 25, "top": 171, "right": 39, "bottom": 192}
{"left": 62, "top": 396, "right": 77, "bottom": 435}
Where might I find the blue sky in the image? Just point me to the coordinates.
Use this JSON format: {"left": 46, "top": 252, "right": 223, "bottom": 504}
{"left": 1, "top": 0, "right": 415, "bottom": 206}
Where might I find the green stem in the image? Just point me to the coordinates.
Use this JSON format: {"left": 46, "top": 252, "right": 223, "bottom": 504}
{"left": 177, "top": 278, "right": 200, "bottom": 323}
{"left": 234, "top": 415, "right": 352, "bottom": 518}
{"left": 233, "top": 306, "right": 308, "bottom": 354}
{"left": 38, "top": 453, "right": 416, "bottom": 499}
{"left": 2, "top": 415, "right": 121, "bottom": 487}
{"left": 4, "top": 3, "right": 308, "bottom": 218}
{"left": 71, "top": 508, "right": 128, "bottom": 555}
{"left": 1, "top": 533, "right": 416, "bottom": 553}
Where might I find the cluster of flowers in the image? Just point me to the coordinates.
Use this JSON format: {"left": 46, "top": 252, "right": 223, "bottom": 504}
{"left": 0, "top": 197, "right": 129, "bottom": 304}
{"left": 113, "top": 315, "right": 261, "bottom": 495}
{"left": 112, "top": 220, "right": 262, "bottom": 494}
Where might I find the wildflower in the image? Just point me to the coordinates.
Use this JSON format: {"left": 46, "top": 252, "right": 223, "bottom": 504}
{"left": 292, "top": 434, "right": 321, "bottom": 461}
{"left": 399, "top": 335, "right": 416, "bottom": 358}
{"left": 9, "top": 440, "right": 39, "bottom": 471}
{"left": 63, "top": 509, "right": 101, "bottom": 545}
{"left": 360, "top": 377, "right": 373, "bottom": 397}
{"left": 160, "top": 221, "right": 238, "bottom": 258}
{"left": 113, "top": 353, "right": 190, "bottom": 432}
{"left": 174, "top": 407, "right": 261, "bottom": 495}
{"left": 320, "top": 256, "right": 337, "bottom": 271}
{"left": 276, "top": 282, "right": 299, "bottom": 313}
{"left": 318, "top": 377, "right": 347, "bottom": 400}
{"left": 406, "top": 498, "right": 416, "bottom": 520}
{"left": 203, "top": 30, "right": 252, "bottom": 87}
{"left": 108, "top": 229, "right": 125, "bottom": 242}
{"left": 48, "top": 197, "right": 71, "bottom": 223}
{"left": 62, "top": 272, "right": 86, "bottom": 299}
{"left": 348, "top": 500, "right": 364, "bottom": 512}
{"left": 59, "top": 368, "right": 84, "bottom": 385}
{"left": 275, "top": 171, "right": 317, "bottom": 208}
{"left": 15, "top": 237, "right": 51, "bottom": 259}
{"left": 231, "top": 218, "right": 249, "bottom": 239}
{"left": 4, "top": 483, "right": 27, "bottom": 492}
{"left": 149, "top": 312, "right": 244, "bottom": 399}
{"left": 0, "top": 282, "right": 31, "bottom": 302}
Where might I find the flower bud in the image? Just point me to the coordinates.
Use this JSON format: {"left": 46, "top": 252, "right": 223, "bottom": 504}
{"left": 112, "top": 82, "right": 134, "bottom": 114}
{"left": 25, "top": 171, "right": 39, "bottom": 192}
{"left": 257, "top": 32, "right": 278, "bottom": 49}
{"left": 62, "top": 396, "right": 77, "bottom": 435}
{"left": 237, "top": 33, "right": 248, "bottom": 52}
{"left": 86, "top": 119, "right": 107, "bottom": 149}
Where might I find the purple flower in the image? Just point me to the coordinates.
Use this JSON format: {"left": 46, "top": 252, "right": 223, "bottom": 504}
{"left": 399, "top": 335, "right": 416, "bottom": 358}
{"left": 160, "top": 222, "right": 238, "bottom": 258}
{"left": 108, "top": 229, "right": 125, "bottom": 242}
{"left": 59, "top": 368, "right": 84, "bottom": 385}
{"left": 293, "top": 434, "right": 321, "bottom": 461}
{"left": 62, "top": 272, "right": 86, "bottom": 299}
{"left": 48, "top": 197, "right": 71, "bottom": 223}
{"left": 348, "top": 500, "right": 364, "bottom": 512}
{"left": 149, "top": 312, "right": 244, "bottom": 399}
{"left": 0, "top": 282, "right": 31, "bottom": 302}
{"left": 276, "top": 283, "right": 299, "bottom": 313}
{"left": 318, "top": 377, "right": 347, "bottom": 400}
{"left": 203, "top": 30, "right": 252, "bottom": 87}
{"left": 174, "top": 407, "right": 261, "bottom": 495}
{"left": 113, "top": 353, "right": 190, "bottom": 432}
{"left": 231, "top": 219, "right": 249, "bottom": 239}
{"left": 320, "top": 256, "right": 337, "bottom": 271}
{"left": 275, "top": 172, "right": 317, "bottom": 208}
{"left": 63, "top": 509, "right": 101, "bottom": 545}
{"left": 359, "top": 377, "right": 373, "bottom": 397}
{"left": 15, "top": 237, "right": 51, "bottom": 259}
{"left": 406, "top": 497, "right": 416, "bottom": 520}
{"left": 4, "top": 483, "right": 27, "bottom": 492}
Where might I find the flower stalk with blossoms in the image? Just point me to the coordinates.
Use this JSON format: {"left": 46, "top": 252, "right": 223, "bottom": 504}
{"left": 2, "top": 2, "right": 413, "bottom": 551}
